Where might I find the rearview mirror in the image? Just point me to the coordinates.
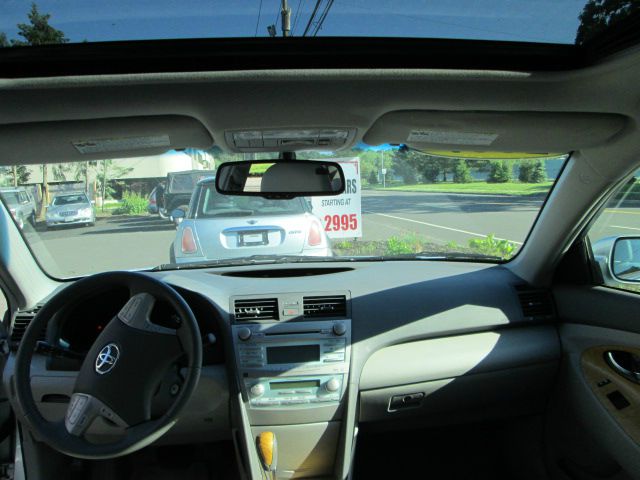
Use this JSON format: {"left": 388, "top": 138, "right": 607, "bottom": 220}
{"left": 611, "top": 237, "right": 640, "bottom": 282}
{"left": 215, "top": 160, "right": 345, "bottom": 199}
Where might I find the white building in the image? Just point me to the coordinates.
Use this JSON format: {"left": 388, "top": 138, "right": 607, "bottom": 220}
{"left": 26, "top": 150, "right": 208, "bottom": 184}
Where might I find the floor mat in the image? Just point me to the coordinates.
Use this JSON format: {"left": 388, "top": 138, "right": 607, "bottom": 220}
{"left": 130, "top": 462, "right": 209, "bottom": 480}
{"left": 86, "top": 441, "right": 239, "bottom": 480}
{"left": 354, "top": 416, "right": 548, "bottom": 480}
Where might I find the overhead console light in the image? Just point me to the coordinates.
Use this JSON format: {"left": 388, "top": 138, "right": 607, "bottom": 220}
{"left": 226, "top": 128, "right": 355, "bottom": 152}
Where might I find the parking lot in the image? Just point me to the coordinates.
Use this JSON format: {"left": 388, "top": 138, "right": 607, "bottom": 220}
{"left": 15, "top": 189, "right": 639, "bottom": 278}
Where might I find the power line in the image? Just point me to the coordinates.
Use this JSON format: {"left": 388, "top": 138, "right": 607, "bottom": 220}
{"left": 338, "top": 0, "right": 556, "bottom": 44}
{"left": 291, "top": 0, "right": 303, "bottom": 35}
{"left": 254, "top": 0, "right": 263, "bottom": 36}
{"left": 274, "top": 4, "right": 281, "bottom": 28}
{"left": 311, "top": 0, "right": 334, "bottom": 36}
{"left": 302, "top": 0, "right": 323, "bottom": 36}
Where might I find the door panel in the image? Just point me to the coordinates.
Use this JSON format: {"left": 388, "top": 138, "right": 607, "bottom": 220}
{"left": 549, "top": 284, "right": 640, "bottom": 480}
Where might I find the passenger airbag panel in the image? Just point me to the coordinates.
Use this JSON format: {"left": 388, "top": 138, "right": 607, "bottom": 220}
{"left": 359, "top": 325, "right": 559, "bottom": 390}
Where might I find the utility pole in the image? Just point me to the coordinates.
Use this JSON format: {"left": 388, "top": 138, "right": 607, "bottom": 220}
{"left": 381, "top": 151, "right": 386, "bottom": 188}
{"left": 281, "top": 0, "right": 291, "bottom": 37}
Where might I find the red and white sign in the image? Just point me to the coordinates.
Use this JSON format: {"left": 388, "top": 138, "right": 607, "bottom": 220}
{"left": 311, "top": 158, "right": 362, "bottom": 239}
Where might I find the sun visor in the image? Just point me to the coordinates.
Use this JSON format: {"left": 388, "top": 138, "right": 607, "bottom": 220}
{"left": 363, "top": 111, "right": 629, "bottom": 152}
{"left": 0, "top": 115, "right": 213, "bottom": 164}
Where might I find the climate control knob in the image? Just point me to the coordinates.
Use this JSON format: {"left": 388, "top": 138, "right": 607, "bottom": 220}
{"left": 332, "top": 322, "right": 346, "bottom": 336}
{"left": 325, "top": 378, "right": 340, "bottom": 392}
{"left": 237, "top": 327, "right": 252, "bottom": 341}
{"left": 250, "top": 383, "right": 266, "bottom": 397}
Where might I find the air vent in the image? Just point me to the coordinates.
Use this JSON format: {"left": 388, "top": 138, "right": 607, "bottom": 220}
{"left": 516, "top": 288, "right": 554, "bottom": 320}
{"left": 303, "top": 295, "right": 347, "bottom": 318}
{"left": 11, "top": 306, "right": 45, "bottom": 347}
{"left": 234, "top": 298, "right": 279, "bottom": 321}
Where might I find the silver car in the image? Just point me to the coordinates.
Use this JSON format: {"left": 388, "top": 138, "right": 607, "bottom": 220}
{"left": 0, "top": 187, "right": 37, "bottom": 229}
{"left": 46, "top": 192, "right": 95, "bottom": 228}
{"left": 170, "top": 179, "right": 331, "bottom": 264}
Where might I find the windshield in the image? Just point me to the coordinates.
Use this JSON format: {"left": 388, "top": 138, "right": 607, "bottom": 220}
{"left": 0, "top": 1, "right": 637, "bottom": 47}
{"left": 0, "top": 148, "right": 566, "bottom": 277}
{"left": 52, "top": 194, "right": 88, "bottom": 206}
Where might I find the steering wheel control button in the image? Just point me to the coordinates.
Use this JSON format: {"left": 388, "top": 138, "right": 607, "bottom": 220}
{"left": 238, "top": 327, "right": 252, "bottom": 341}
{"left": 95, "top": 343, "right": 120, "bottom": 375}
{"left": 325, "top": 378, "right": 340, "bottom": 392}
{"left": 332, "top": 322, "right": 346, "bottom": 336}
{"left": 119, "top": 295, "right": 144, "bottom": 323}
{"left": 250, "top": 383, "right": 266, "bottom": 397}
{"left": 66, "top": 394, "right": 88, "bottom": 424}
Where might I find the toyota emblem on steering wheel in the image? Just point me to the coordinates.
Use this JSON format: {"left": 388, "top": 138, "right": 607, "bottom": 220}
{"left": 95, "top": 343, "right": 120, "bottom": 375}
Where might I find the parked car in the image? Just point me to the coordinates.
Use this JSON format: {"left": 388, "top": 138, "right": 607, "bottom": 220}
{"left": 0, "top": 187, "right": 37, "bottom": 229}
{"left": 170, "top": 178, "right": 330, "bottom": 263}
{"left": 157, "top": 170, "right": 215, "bottom": 223}
{"left": 45, "top": 192, "right": 95, "bottom": 228}
{"left": 147, "top": 185, "right": 161, "bottom": 215}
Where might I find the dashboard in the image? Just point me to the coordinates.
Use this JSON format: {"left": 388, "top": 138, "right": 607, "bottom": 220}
{"left": 6, "top": 260, "right": 560, "bottom": 478}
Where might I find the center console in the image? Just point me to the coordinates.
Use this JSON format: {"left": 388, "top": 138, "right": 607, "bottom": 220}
{"left": 230, "top": 293, "right": 351, "bottom": 479}
{"left": 234, "top": 320, "right": 350, "bottom": 409}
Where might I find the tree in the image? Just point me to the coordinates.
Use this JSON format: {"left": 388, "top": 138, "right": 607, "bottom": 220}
{"left": 1, "top": 4, "right": 69, "bottom": 218}
{"left": 11, "top": 3, "right": 68, "bottom": 46}
{"left": 576, "top": 0, "right": 639, "bottom": 45}
{"left": 518, "top": 161, "right": 533, "bottom": 182}
{"left": 518, "top": 159, "right": 546, "bottom": 183}
{"left": 97, "top": 160, "right": 132, "bottom": 209}
{"left": 391, "top": 150, "right": 418, "bottom": 184}
{"left": 487, "top": 161, "right": 511, "bottom": 183}
{"left": 8, "top": 165, "right": 31, "bottom": 186}
{"left": 367, "top": 169, "right": 378, "bottom": 185}
{"left": 530, "top": 160, "right": 546, "bottom": 183}
{"left": 452, "top": 159, "right": 472, "bottom": 183}
{"left": 72, "top": 161, "right": 98, "bottom": 193}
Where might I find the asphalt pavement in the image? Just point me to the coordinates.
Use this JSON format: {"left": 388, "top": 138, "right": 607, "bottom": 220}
{"left": 16, "top": 189, "right": 640, "bottom": 277}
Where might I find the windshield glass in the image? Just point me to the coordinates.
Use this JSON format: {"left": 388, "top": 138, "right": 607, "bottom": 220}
{"left": 52, "top": 194, "right": 88, "bottom": 206}
{"left": 0, "top": 1, "right": 637, "bottom": 47}
{"left": 0, "top": 148, "right": 567, "bottom": 278}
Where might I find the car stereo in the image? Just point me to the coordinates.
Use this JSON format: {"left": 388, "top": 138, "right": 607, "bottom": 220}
{"left": 232, "top": 320, "right": 351, "bottom": 408}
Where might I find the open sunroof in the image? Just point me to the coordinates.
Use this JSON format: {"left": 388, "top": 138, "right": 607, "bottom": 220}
{"left": 1, "top": 1, "right": 639, "bottom": 77}
{"left": 0, "top": 0, "right": 638, "bottom": 47}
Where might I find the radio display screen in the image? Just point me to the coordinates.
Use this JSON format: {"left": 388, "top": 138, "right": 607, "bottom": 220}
{"left": 271, "top": 380, "right": 320, "bottom": 390}
{"left": 266, "top": 345, "right": 319, "bottom": 364}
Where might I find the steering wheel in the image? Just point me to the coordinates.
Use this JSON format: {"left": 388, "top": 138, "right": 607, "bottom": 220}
{"left": 13, "top": 271, "right": 202, "bottom": 459}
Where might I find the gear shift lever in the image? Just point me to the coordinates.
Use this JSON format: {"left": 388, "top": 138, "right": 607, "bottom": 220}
{"left": 257, "top": 431, "right": 278, "bottom": 479}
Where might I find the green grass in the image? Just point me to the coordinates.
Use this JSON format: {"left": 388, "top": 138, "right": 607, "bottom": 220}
{"left": 333, "top": 233, "right": 518, "bottom": 260}
{"left": 368, "top": 181, "right": 553, "bottom": 196}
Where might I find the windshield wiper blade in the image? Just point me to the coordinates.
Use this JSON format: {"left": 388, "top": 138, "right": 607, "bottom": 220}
{"left": 399, "top": 251, "right": 504, "bottom": 262}
{"left": 152, "top": 254, "right": 378, "bottom": 271}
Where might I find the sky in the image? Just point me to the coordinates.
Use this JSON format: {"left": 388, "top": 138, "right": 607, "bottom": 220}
{"left": 0, "top": 0, "right": 587, "bottom": 45}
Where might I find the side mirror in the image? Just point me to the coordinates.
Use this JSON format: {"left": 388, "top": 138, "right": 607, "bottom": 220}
{"left": 215, "top": 159, "right": 345, "bottom": 199}
{"left": 171, "top": 209, "right": 186, "bottom": 219}
{"left": 610, "top": 237, "right": 640, "bottom": 282}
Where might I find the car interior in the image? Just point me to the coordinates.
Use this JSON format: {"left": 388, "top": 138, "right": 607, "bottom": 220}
{"left": 1, "top": 1, "right": 640, "bottom": 479}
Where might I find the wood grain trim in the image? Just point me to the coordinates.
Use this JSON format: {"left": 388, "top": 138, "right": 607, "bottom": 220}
{"left": 581, "top": 346, "right": 640, "bottom": 444}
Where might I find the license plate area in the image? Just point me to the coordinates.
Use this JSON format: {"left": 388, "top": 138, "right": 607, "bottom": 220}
{"left": 238, "top": 231, "right": 268, "bottom": 247}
